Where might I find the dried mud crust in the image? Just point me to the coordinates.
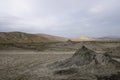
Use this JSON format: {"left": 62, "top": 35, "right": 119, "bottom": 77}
{"left": 47, "top": 46, "right": 120, "bottom": 80}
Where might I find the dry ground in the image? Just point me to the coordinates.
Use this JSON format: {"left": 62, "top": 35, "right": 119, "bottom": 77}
{"left": 0, "top": 51, "right": 120, "bottom": 80}
{"left": 0, "top": 51, "right": 73, "bottom": 80}
{"left": 0, "top": 41, "right": 120, "bottom": 80}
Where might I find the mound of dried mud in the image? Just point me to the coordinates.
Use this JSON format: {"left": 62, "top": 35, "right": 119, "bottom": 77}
{"left": 49, "top": 46, "right": 119, "bottom": 68}
{"left": 47, "top": 46, "right": 120, "bottom": 80}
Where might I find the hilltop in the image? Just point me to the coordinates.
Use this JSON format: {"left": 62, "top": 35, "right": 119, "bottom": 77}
{"left": 0, "top": 32, "right": 68, "bottom": 43}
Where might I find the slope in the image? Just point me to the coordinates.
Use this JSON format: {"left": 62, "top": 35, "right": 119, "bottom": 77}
{"left": 0, "top": 32, "right": 68, "bottom": 43}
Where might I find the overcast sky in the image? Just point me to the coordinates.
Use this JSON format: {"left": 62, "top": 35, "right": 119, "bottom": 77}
{"left": 0, "top": 0, "right": 120, "bottom": 37}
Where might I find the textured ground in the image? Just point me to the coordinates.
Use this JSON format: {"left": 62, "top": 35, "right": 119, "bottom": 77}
{"left": 0, "top": 51, "right": 73, "bottom": 80}
{"left": 0, "top": 41, "right": 120, "bottom": 80}
{"left": 0, "top": 51, "right": 120, "bottom": 80}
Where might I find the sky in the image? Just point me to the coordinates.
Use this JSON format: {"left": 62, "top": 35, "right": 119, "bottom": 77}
{"left": 0, "top": 0, "right": 120, "bottom": 37}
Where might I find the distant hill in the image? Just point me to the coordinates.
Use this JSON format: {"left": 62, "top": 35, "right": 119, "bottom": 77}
{"left": 99, "top": 36, "right": 120, "bottom": 41}
{"left": 71, "top": 36, "right": 96, "bottom": 41}
{"left": 0, "top": 32, "right": 68, "bottom": 43}
{"left": 0, "top": 32, "right": 119, "bottom": 43}
{"left": 71, "top": 36, "right": 120, "bottom": 41}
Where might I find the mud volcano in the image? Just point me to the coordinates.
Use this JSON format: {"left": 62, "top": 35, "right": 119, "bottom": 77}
{"left": 48, "top": 46, "right": 120, "bottom": 80}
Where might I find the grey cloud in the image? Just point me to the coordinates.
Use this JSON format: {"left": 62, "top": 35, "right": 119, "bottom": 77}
{"left": 0, "top": 0, "right": 120, "bottom": 37}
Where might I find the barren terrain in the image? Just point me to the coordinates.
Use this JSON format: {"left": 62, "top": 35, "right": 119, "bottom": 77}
{"left": 0, "top": 51, "right": 73, "bottom": 80}
{"left": 0, "top": 41, "right": 120, "bottom": 80}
